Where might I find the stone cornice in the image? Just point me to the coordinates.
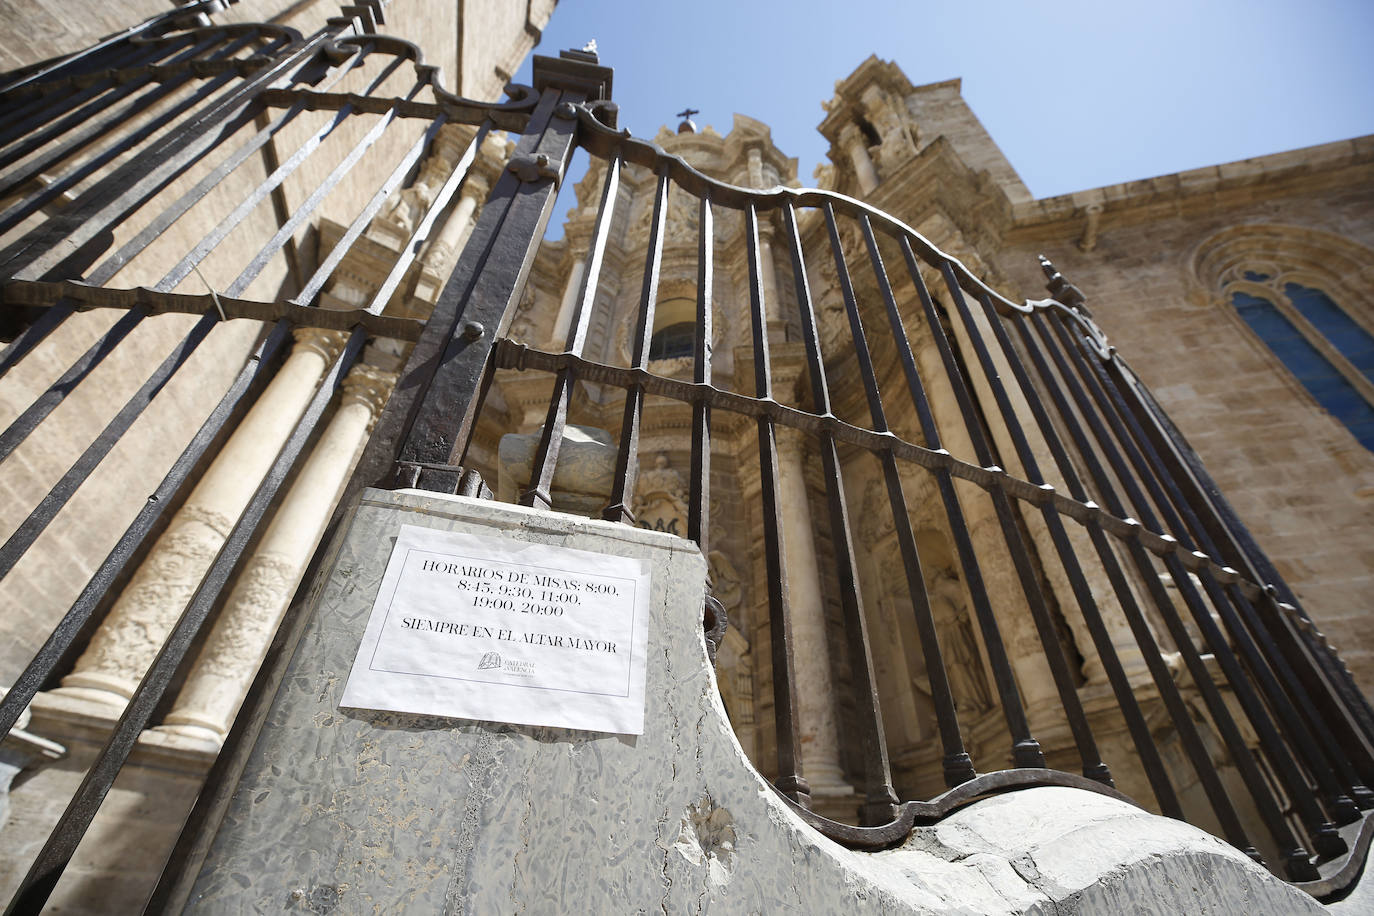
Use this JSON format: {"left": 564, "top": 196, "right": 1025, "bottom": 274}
{"left": 1009, "top": 135, "right": 1374, "bottom": 236}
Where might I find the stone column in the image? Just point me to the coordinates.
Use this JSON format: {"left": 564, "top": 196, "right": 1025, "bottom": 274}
{"left": 839, "top": 123, "right": 879, "bottom": 195}
{"left": 425, "top": 172, "right": 490, "bottom": 272}
{"left": 54, "top": 329, "right": 347, "bottom": 710}
{"left": 775, "top": 427, "right": 853, "bottom": 804}
{"left": 755, "top": 219, "right": 787, "bottom": 342}
{"left": 157, "top": 364, "right": 397, "bottom": 743}
{"left": 550, "top": 256, "right": 586, "bottom": 348}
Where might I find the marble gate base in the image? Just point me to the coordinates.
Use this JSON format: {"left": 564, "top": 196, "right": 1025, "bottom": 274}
{"left": 171, "top": 488, "right": 1326, "bottom": 914}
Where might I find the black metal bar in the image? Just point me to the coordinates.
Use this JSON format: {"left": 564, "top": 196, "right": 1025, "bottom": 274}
{"left": 0, "top": 32, "right": 269, "bottom": 236}
{"left": 1043, "top": 308, "right": 1300, "bottom": 871}
{"left": 894, "top": 240, "right": 1044, "bottom": 769}
{"left": 294, "top": 115, "right": 472, "bottom": 309}
{"left": 0, "top": 36, "right": 192, "bottom": 155}
{"left": 1110, "top": 357, "right": 1374, "bottom": 796}
{"left": 1001, "top": 312, "right": 1184, "bottom": 816}
{"left": 520, "top": 154, "right": 620, "bottom": 509}
{"left": 844, "top": 222, "right": 975, "bottom": 788}
{"left": 603, "top": 164, "right": 669, "bottom": 524}
{"left": 744, "top": 201, "right": 809, "bottom": 808}
{"left": 0, "top": 32, "right": 221, "bottom": 176}
{"left": 0, "top": 312, "right": 219, "bottom": 583}
{"left": 4, "top": 327, "right": 364, "bottom": 915}
{"left": 796, "top": 202, "right": 897, "bottom": 824}
{"left": 0, "top": 320, "right": 293, "bottom": 746}
{"left": 687, "top": 192, "right": 712, "bottom": 551}
{"left": 0, "top": 50, "right": 381, "bottom": 467}
{"left": 0, "top": 1, "right": 210, "bottom": 96}
{"left": 935, "top": 264, "right": 1108, "bottom": 781}
{"left": 375, "top": 51, "right": 611, "bottom": 495}
{"left": 1075, "top": 324, "right": 1355, "bottom": 851}
{"left": 0, "top": 24, "right": 341, "bottom": 281}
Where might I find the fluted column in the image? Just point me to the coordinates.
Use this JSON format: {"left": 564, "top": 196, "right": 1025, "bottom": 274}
{"left": 55, "top": 328, "right": 347, "bottom": 709}
{"left": 776, "top": 427, "right": 853, "bottom": 800}
{"left": 158, "top": 364, "right": 397, "bottom": 741}
{"left": 839, "top": 123, "right": 879, "bottom": 195}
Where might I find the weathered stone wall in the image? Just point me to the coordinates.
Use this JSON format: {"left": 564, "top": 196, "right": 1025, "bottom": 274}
{"left": 995, "top": 143, "right": 1374, "bottom": 693}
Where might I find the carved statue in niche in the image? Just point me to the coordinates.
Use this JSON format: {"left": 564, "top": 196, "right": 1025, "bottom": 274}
{"left": 860, "top": 84, "right": 917, "bottom": 173}
{"left": 507, "top": 283, "right": 539, "bottom": 345}
{"left": 377, "top": 177, "right": 436, "bottom": 240}
{"left": 927, "top": 568, "right": 992, "bottom": 715}
{"left": 632, "top": 453, "right": 688, "bottom": 536}
{"left": 707, "top": 549, "right": 744, "bottom": 615}
{"left": 856, "top": 478, "right": 894, "bottom": 548}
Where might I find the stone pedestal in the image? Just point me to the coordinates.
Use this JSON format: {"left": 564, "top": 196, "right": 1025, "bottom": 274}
{"left": 164, "top": 489, "right": 1329, "bottom": 915}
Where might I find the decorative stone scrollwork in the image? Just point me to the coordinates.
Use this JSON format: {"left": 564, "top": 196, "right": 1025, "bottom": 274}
{"left": 342, "top": 363, "right": 398, "bottom": 431}
{"left": 194, "top": 551, "right": 297, "bottom": 679}
{"left": 633, "top": 453, "right": 688, "bottom": 536}
{"left": 293, "top": 326, "right": 348, "bottom": 363}
{"left": 66, "top": 505, "right": 235, "bottom": 696}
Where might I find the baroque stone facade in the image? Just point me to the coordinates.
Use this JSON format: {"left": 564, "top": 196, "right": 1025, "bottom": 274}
{"left": 0, "top": 4, "right": 1371, "bottom": 910}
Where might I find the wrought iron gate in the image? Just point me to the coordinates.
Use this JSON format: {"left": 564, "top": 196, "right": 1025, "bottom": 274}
{"left": 0, "top": 1, "right": 1371, "bottom": 910}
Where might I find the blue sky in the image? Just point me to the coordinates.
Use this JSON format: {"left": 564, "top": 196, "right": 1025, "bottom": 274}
{"left": 515, "top": 0, "right": 1374, "bottom": 199}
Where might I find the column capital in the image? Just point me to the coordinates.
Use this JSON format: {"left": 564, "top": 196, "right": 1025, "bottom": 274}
{"left": 292, "top": 327, "right": 348, "bottom": 363}
{"left": 342, "top": 363, "right": 399, "bottom": 421}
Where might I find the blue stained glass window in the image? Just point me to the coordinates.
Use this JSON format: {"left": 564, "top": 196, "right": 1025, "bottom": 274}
{"left": 1282, "top": 282, "right": 1374, "bottom": 384}
{"left": 1232, "top": 290, "right": 1374, "bottom": 451}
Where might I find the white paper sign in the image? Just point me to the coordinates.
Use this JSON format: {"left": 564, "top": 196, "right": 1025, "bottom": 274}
{"left": 340, "top": 524, "right": 652, "bottom": 735}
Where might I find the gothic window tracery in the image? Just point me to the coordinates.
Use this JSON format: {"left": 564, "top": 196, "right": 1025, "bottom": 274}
{"left": 1223, "top": 266, "right": 1374, "bottom": 450}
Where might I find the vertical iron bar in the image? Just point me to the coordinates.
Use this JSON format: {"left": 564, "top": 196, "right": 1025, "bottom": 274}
{"left": 1074, "top": 325, "right": 1353, "bottom": 853}
{"left": 895, "top": 240, "right": 1044, "bottom": 768}
{"left": 0, "top": 36, "right": 191, "bottom": 154}
{"left": 1003, "top": 312, "right": 1186, "bottom": 815}
{"left": 0, "top": 32, "right": 269, "bottom": 234}
{"left": 0, "top": 24, "right": 342, "bottom": 281}
{"left": 520, "top": 155, "right": 621, "bottom": 509}
{"left": 378, "top": 53, "right": 611, "bottom": 494}
{"left": 845, "top": 223, "right": 977, "bottom": 788}
{"left": 1044, "top": 309, "right": 1294, "bottom": 871}
{"left": 1129, "top": 373, "right": 1374, "bottom": 753}
{"left": 0, "top": 32, "right": 221, "bottom": 174}
{"left": 1029, "top": 309, "right": 1262, "bottom": 851}
{"left": 1110, "top": 358, "right": 1374, "bottom": 798}
{"left": 794, "top": 202, "right": 897, "bottom": 823}
{"left": 0, "top": 1, "right": 196, "bottom": 96}
{"left": 603, "top": 164, "right": 670, "bottom": 523}
{"left": 687, "top": 193, "right": 713, "bottom": 551}
{"left": 5, "top": 328, "right": 365, "bottom": 915}
{"left": 745, "top": 202, "right": 809, "bottom": 808}
{"left": 0, "top": 46, "right": 385, "bottom": 466}
{"left": 934, "top": 263, "right": 1108, "bottom": 782}
{"left": 0, "top": 320, "right": 293, "bottom": 746}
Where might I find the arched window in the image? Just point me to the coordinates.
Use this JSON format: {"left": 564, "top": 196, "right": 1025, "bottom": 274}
{"left": 646, "top": 297, "right": 698, "bottom": 364}
{"left": 1227, "top": 271, "right": 1374, "bottom": 450}
{"left": 648, "top": 321, "right": 695, "bottom": 361}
